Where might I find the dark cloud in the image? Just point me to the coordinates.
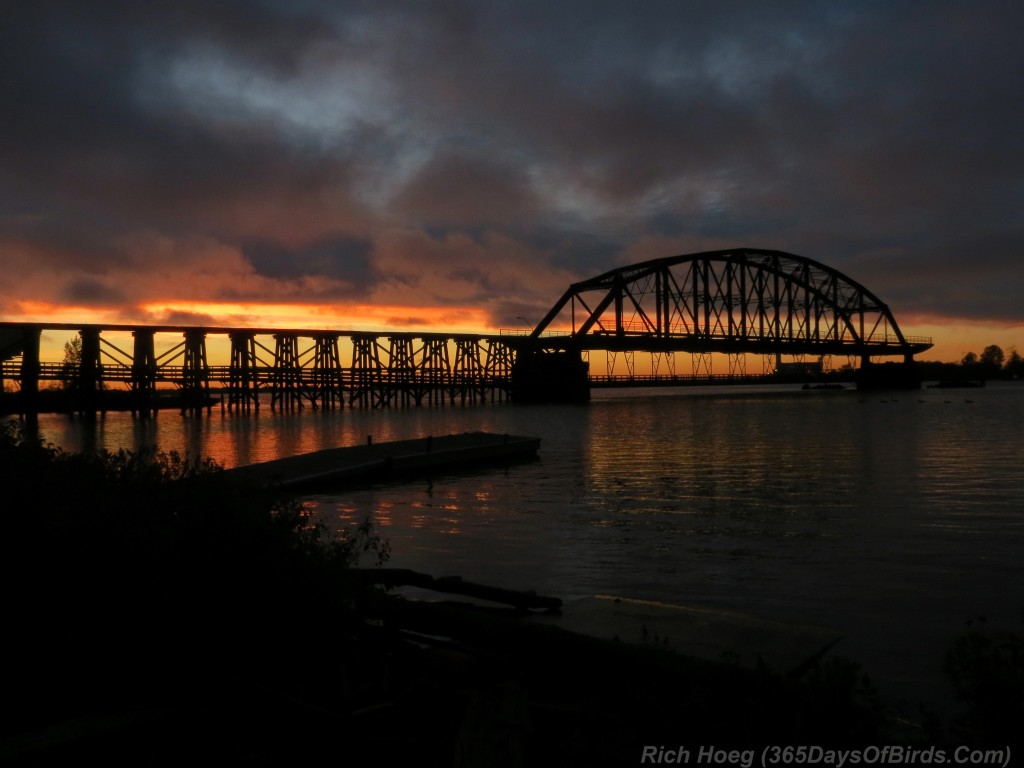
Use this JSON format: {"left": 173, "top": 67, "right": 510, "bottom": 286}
{"left": 853, "top": 232, "right": 1024, "bottom": 326}
{"left": 155, "top": 309, "right": 220, "bottom": 327}
{"left": 1, "top": 0, "right": 1022, "bottom": 347}
{"left": 389, "top": 149, "right": 541, "bottom": 230}
{"left": 242, "top": 236, "right": 374, "bottom": 284}
{"left": 384, "top": 315, "right": 433, "bottom": 329}
{"left": 59, "top": 276, "right": 128, "bottom": 306}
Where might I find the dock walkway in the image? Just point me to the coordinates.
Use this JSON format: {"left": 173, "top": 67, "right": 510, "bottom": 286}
{"left": 225, "top": 431, "right": 540, "bottom": 490}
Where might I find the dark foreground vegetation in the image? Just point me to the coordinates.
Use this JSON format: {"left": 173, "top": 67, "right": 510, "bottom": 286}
{"left": 1, "top": 421, "right": 1020, "bottom": 765}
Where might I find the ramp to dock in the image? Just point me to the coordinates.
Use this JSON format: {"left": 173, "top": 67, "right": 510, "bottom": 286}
{"left": 225, "top": 431, "right": 540, "bottom": 490}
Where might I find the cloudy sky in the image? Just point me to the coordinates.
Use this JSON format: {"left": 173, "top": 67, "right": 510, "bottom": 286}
{"left": 3, "top": 1, "right": 1022, "bottom": 360}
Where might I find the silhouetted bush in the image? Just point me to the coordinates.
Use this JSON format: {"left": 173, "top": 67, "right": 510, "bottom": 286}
{"left": 944, "top": 619, "right": 1024, "bottom": 746}
{"left": 0, "top": 420, "right": 388, "bottom": 763}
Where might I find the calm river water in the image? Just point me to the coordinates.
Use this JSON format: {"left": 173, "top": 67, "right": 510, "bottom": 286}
{"left": 28, "top": 382, "right": 1024, "bottom": 715}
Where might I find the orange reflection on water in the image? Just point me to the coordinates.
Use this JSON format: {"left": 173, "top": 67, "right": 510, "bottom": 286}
{"left": 410, "top": 498, "right": 463, "bottom": 535}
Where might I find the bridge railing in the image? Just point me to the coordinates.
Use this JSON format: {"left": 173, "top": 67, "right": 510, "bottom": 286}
{"left": 0, "top": 360, "right": 511, "bottom": 389}
{"left": 585, "top": 324, "right": 931, "bottom": 348}
{"left": 588, "top": 372, "right": 771, "bottom": 386}
{"left": 499, "top": 329, "right": 571, "bottom": 337}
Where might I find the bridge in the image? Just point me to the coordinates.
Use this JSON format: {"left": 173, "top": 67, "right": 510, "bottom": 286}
{"left": 1, "top": 248, "right": 931, "bottom": 415}
{"left": 512, "top": 248, "right": 932, "bottom": 399}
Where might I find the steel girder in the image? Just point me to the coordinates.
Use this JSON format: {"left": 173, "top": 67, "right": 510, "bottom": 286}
{"left": 530, "top": 248, "right": 932, "bottom": 358}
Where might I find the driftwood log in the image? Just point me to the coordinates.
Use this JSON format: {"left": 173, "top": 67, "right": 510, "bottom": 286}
{"left": 348, "top": 568, "right": 562, "bottom": 612}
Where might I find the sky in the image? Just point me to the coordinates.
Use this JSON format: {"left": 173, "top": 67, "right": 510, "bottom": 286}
{"left": 3, "top": 1, "right": 1023, "bottom": 362}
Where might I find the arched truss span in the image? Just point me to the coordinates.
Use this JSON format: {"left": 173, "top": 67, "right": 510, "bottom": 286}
{"left": 530, "top": 248, "right": 932, "bottom": 358}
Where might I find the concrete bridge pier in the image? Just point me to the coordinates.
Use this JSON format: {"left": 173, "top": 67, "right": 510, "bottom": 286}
{"left": 510, "top": 348, "right": 590, "bottom": 403}
{"left": 856, "top": 355, "right": 922, "bottom": 390}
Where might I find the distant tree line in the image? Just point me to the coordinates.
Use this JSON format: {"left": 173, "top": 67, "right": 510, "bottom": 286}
{"left": 917, "top": 344, "right": 1022, "bottom": 384}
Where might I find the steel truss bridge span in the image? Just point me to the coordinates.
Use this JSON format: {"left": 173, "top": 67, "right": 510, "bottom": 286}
{"left": 529, "top": 248, "right": 932, "bottom": 359}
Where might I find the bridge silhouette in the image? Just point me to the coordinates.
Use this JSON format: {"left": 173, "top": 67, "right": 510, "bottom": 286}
{"left": 1, "top": 249, "right": 931, "bottom": 415}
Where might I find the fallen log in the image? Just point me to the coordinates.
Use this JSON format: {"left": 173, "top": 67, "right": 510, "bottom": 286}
{"left": 349, "top": 568, "right": 562, "bottom": 612}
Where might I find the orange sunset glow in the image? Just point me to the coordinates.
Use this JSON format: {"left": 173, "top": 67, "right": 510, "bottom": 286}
{"left": 135, "top": 300, "right": 499, "bottom": 335}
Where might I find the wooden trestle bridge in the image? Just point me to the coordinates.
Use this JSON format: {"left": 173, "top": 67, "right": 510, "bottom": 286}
{"left": 0, "top": 249, "right": 932, "bottom": 415}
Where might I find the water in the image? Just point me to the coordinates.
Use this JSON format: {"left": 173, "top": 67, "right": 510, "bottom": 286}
{"left": 24, "top": 382, "right": 1024, "bottom": 715}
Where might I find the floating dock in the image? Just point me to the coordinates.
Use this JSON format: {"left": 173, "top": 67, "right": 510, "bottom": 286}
{"left": 225, "top": 431, "right": 540, "bottom": 490}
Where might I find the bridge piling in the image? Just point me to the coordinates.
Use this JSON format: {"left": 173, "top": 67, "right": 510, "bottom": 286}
{"left": 311, "top": 334, "right": 344, "bottom": 411}
{"left": 421, "top": 338, "right": 450, "bottom": 406}
{"left": 180, "top": 330, "right": 211, "bottom": 416}
{"left": 75, "top": 328, "right": 103, "bottom": 417}
{"left": 452, "top": 338, "right": 485, "bottom": 404}
{"left": 387, "top": 337, "right": 415, "bottom": 407}
{"left": 19, "top": 327, "right": 41, "bottom": 420}
{"left": 350, "top": 335, "right": 384, "bottom": 408}
{"left": 131, "top": 329, "right": 157, "bottom": 418}
{"left": 271, "top": 333, "right": 302, "bottom": 412}
{"left": 227, "top": 332, "right": 259, "bottom": 413}
{"left": 484, "top": 338, "right": 513, "bottom": 403}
